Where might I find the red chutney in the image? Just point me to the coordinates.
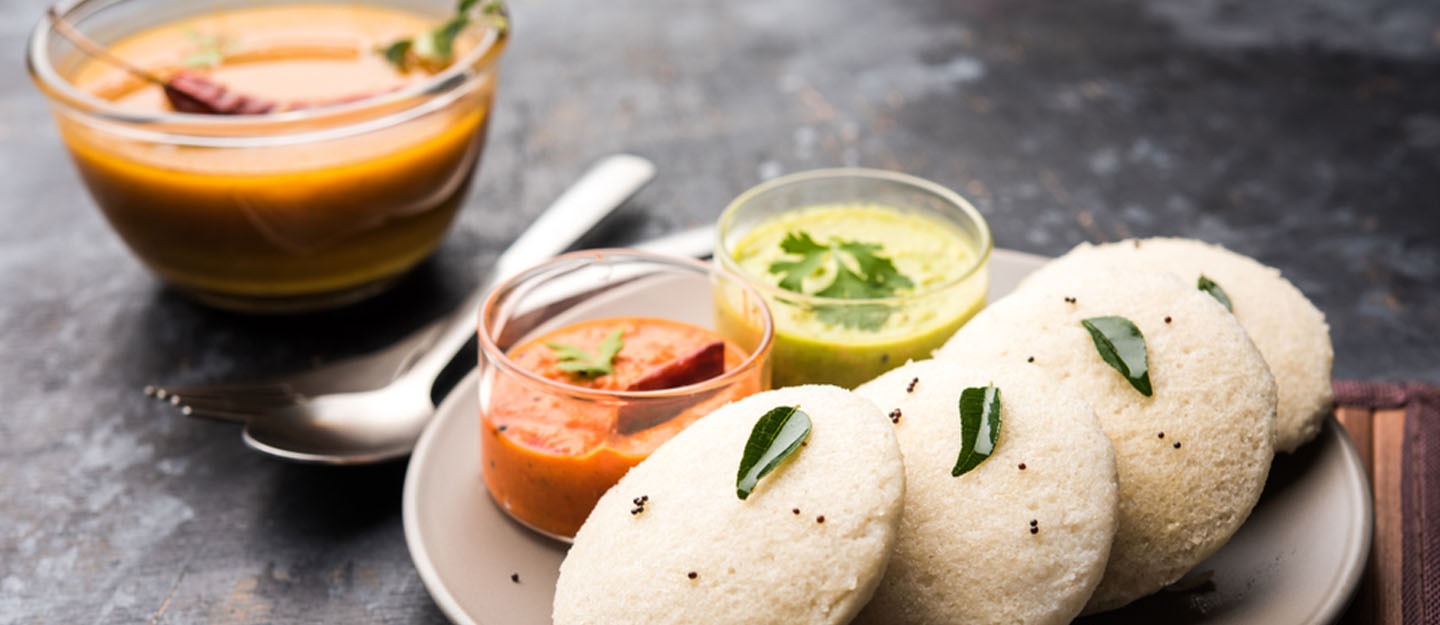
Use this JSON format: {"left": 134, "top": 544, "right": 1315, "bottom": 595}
{"left": 481, "top": 317, "right": 762, "bottom": 538}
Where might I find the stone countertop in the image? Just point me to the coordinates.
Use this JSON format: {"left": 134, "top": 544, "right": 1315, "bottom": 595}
{"left": 2, "top": 0, "right": 1437, "bottom": 622}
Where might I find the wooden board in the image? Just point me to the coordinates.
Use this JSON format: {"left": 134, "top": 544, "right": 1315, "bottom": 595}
{"left": 1336, "top": 406, "right": 1407, "bottom": 625}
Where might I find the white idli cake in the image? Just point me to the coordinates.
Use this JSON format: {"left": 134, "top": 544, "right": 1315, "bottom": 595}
{"left": 851, "top": 359, "right": 1118, "bottom": 625}
{"left": 552, "top": 385, "right": 905, "bottom": 625}
{"left": 1020, "top": 237, "right": 1332, "bottom": 453}
{"left": 935, "top": 270, "right": 1277, "bottom": 613}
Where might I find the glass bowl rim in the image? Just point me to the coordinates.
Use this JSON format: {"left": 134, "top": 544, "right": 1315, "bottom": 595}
{"left": 477, "top": 248, "right": 775, "bottom": 401}
{"left": 715, "top": 167, "right": 994, "bottom": 307}
{"left": 25, "top": 0, "right": 508, "bottom": 144}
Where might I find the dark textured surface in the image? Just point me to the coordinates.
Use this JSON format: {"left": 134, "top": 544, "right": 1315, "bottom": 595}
{"left": 2, "top": 0, "right": 1438, "bottom": 622}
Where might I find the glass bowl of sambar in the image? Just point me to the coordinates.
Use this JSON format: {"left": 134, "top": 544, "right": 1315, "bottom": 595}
{"left": 28, "top": 0, "right": 508, "bottom": 312}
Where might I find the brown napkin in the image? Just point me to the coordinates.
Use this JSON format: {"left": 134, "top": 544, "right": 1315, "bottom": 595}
{"left": 1334, "top": 380, "right": 1439, "bottom": 625}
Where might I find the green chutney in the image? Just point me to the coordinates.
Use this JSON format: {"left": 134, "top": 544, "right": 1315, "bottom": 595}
{"left": 720, "top": 203, "right": 987, "bottom": 388}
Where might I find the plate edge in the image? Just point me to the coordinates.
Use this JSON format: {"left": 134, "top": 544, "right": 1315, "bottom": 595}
{"left": 404, "top": 369, "right": 484, "bottom": 625}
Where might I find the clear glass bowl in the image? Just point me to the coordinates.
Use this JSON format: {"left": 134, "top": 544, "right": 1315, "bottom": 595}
{"left": 27, "top": 0, "right": 508, "bottom": 312}
{"left": 476, "top": 250, "right": 773, "bottom": 540}
{"left": 716, "top": 168, "right": 992, "bottom": 388}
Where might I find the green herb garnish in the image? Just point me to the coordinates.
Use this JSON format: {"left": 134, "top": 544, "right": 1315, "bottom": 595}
{"left": 182, "top": 29, "right": 238, "bottom": 69}
{"left": 546, "top": 329, "right": 623, "bottom": 377}
{"left": 736, "top": 405, "right": 811, "bottom": 500}
{"left": 952, "top": 384, "right": 1001, "bottom": 477}
{"left": 1081, "top": 316, "right": 1153, "bottom": 396}
{"left": 378, "top": 0, "right": 509, "bottom": 72}
{"left": 766, "top": 231, "right": 914, "bottom": 331}
{"left": 1197, "top": 274, "right": 1233, "bottom": 312}
{"left": 379, "top": 40, "right": 413, "bottom": 69}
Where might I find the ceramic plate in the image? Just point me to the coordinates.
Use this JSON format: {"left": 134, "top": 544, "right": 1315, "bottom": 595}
{"left": 402, "top": 249, "right": 1372, "bottom": 625}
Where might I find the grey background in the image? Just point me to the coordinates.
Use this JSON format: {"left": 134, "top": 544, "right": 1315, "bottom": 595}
{"left": 2, "top": 0, "right": 1437, "bottom": 622}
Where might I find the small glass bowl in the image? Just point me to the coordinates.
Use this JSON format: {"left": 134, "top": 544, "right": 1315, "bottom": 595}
{"left": 716, "top": 168, "right": 992, "bottom": 388}
{"left": 27, "top": 0, "right": 508, "bottom": 312}
{"left": 476, "top": 250, "right": 773, "bottom": 540}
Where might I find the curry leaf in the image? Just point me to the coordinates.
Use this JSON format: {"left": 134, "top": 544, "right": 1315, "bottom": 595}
{"left": 736, "top": 405, "right": 811, "bottom": 500}
{"left": 1197, "top": 275, "right": 1233, "bottom": 312}
{"left": 547, "top": 329, "right": 623, "bottom": 377}
{"left": 952, "top": 384, "right": 1001, "bottom": 477}
{"left": 1081, "top": 316, "right": 1153, "bottom": 396}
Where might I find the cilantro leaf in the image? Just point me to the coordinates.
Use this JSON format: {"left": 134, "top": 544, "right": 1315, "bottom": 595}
{"left": 836, "top": 240, "right": 913, "bottom": 293}
{"left": 768, "top": 232, "right": 829, "bottom": 292}
{"left": 377, "top": 0, "right": 508, "bottom": 72}
{"left": 379, "top": 40, "right": 412, "bottom": 69}
{"left": 765, "top": 230, "right": 913, "bottom": 331}
{"left": 547, "top": 329, "right": 624, "bottom": 377}
{"left": 419, "top": 15, "right": 470, "bottom": 60}
{"left": 182, "top": 29, "right": 237, "bottom": 69}
{"left": 779, "top": 230, "right": 829, "bottom": 255}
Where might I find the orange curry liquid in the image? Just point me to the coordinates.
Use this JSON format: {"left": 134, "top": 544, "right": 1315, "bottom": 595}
{"left": 481, "top": 317, "right": 763, "bottom": 538}
{"left": 58, "top": 5, "right": 499, "bottom": 307}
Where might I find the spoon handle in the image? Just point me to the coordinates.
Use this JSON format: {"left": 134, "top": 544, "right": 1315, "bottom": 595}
{"left": 409, "top": 155, "right": 657, "bottom": 384}
{"left": 494, "top": 154, "right": 657, "bottom": 279}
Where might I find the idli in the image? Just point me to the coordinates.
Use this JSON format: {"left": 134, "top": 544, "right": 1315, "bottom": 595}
{"left": 1020, "top": 237, "right": 1332, "bottom": 453}
{"left": 851, "top": 359, "right": 1118, "bottom": 625}
{"left": 553, "top": 385, "right": 905, "bottom": 625}
{"left": 936, "top": 269, "right": 1277, "bottom": 612}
